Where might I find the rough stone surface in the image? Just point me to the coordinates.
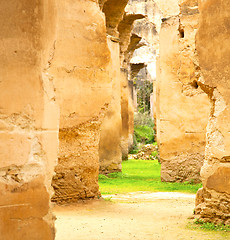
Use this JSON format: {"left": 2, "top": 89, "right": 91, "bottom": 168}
{"left": 120, "top": 68, "right": 130, "bottom": 160}
{"left": 194, "top": 0, "right": 230, "bottom": 224}
{"left": 128, "top": 80, "right": 135, "bottom": 149}
{"left": 99, "top": 39, "right": 122, "bottom": 174}
{"left": 206, "top": 167, "right": 230, "bottom": 195}
{"left": 102, "top": 0, "right": 129, "bottom": 37}
{"left": 98, "top": 0, "right": 140, "bottom": 173}
{"left": 0, "top": 1, "right": 59, "bottom": 239}
{"left": 51, "top": 0, "right": 117, "bottom": 202}
{"left": 100, "top": 1, "right": 146, "bottom": 168}
{"left": 127, "top": 0, "right": 161, "bottom": 82}
{"left": 132, "top": 144, "right": 158, "bottom": 160}
{"left": 120, "top": 69, "right": 135, "bottom": 160}
{"left": 156, "top": 0, "right": 210, "bottom": 183}
{"left": 119, "top": 0, "right": 161, "bottom": 159}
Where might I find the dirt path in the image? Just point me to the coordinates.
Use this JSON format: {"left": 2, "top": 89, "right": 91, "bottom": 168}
{"left": 54, "top": 192, "right": 229, "bottom": 240}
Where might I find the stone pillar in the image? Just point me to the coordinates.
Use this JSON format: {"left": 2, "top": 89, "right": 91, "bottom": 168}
{"left": 121, "top": 68, "right": 130, "bottom": 160}
{"left": 51, "top": 0, "right": 113, "bottom": 203}
{"left": 99, "top": 0, "right": 139, "bottom": 173}
{"left": 195, "top": 0, "right": 230, "bottom": 225}
{"left": 99, "top": 38, "right": 122, "bottom": 174}
{"left": 133, "top": 85, "right": 138, "bottom": 112}
{"left": 0, "top": 1, "right": 59, "bottom": 239}
{"left": 128, "top": 80, "right": 135, "bottom": 149}
{"left": 150, "top": 93, "right": 154, "bottom": 120}
{"left": 156, "top": 0, "right": 210, "bottom": 183}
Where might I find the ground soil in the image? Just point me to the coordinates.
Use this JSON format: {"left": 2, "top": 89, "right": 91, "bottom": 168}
{"left": 54, "top": 192, "right": 230, "bottom": 240}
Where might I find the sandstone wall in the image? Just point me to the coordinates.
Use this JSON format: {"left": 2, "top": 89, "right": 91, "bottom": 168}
{"left": 98, "top": 0, "right": 131, "bottom": 173}
{"left": 126, "top": 0, "right": 161, "bottom": 82}
{"left": 101, "top": 0, "right": 129, "bottom": 37}
{"left": 120, "top": 68, "right": 135, "bottom": 159}
{"left": 195, "top": 0, "right": 230, "bottom": 225}
{"left": 156, "top": 0, "right": 210, "bottom": 182}
{"left": 128, "top": 80, "right": 135, "bottom": 149}
{"left": 51, "top": 0, "right": 114, "bottom": 203}
{"left": 0, "top": 1, "right": 59, "bottom": 239}
{"left": 99, "top": 0, "right": 144, "bottom": 167}
{"left": 124, "top": 0, "right": 161, "bottom": 148}
{"left": 99, "top": 38, "right": 122, "bottom": 173}
{"left": 120, "top": 69, "right": 130, "bottom": 160}
{"left": 118, "top": 0, "right": 157, "bottom": 159}
{"left": 118, "top": 9, "right": 145, "bottom": 160}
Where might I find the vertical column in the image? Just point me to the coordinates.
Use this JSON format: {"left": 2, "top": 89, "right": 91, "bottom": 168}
{"left": 0, "top": 1, "right": 59, "bottom": 239}
{"left": 195, "top": 0, "right": 230, "bottom": 225}
{"left": 156, "top": 0, "right": 209, "bottom": 183}
{"left": 128, "top": 80, "right": 135, "bottom": 149}
{"left": 51, "top": 0, "right": 114, "bottom": 202}
{"left": 120, "top": 68, "right": 129, "bottom": 160}
{"left": 99, "top": 38, "right": 122, "bottom": 173}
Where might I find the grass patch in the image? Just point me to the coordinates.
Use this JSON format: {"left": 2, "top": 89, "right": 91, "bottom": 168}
{"left": 134, "top": 125, "right": 155, "bottom": 144}
{"left": 99, "top": 159, "right": 202, "bottom": 195}
{"left": 130, "top": 113, "right": 155, "bottom": 154}
{"left": 102, "top": 197, "right": 113, "bottom": 202}
{"left": 187, "top": 219, "right": 230, "bottom": 233}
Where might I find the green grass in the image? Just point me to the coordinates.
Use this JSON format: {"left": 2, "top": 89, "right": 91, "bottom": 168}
{"left": 187, "top": 219, "right": 230, "bottom": 232}
{"left": 99, "top": 159, "right": 202, "bottom": 195}
{"left": 134, "top": 125, "right": 155, "bottom": 144}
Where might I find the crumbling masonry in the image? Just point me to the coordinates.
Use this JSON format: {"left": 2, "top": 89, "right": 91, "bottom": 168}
{"left": 156, "top": 0, "right": 210, "bottom": 183}
{"left": 1, "top": 1, "right": 230, "bottom": 239}
{"left": 194, "top": 0, "right": 230, "bottom": 225}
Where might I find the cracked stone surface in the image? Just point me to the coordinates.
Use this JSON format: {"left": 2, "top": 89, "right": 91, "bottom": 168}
{"left": 0, "top": 1, "right": 59, "bottom": 239}
{"left": 194, "top": 0, "right": 230, "bottom": 225}
{"left": 156, "top": 0, "right": 210, "bottom": 183}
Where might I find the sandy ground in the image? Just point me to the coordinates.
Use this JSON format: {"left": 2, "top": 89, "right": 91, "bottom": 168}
{"left": 54, "top": 192, "right": 230, "bottom": 240}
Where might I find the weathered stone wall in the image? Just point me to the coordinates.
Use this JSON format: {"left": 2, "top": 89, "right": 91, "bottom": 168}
{"left": 98, "top": 1, "right": 130, "bottom": 173}
{"left": 128, "top": 80, "right": 135, "bottom": 149}
{"left": 194, "top": 0, "right": 230, "bottom": 225}
{"left": 101, "top": 0, "right": 129, "bottom": 37}
{"left": 126, "top": 0, "right": 161, "bottom": 82}
{"left": 122, "top": 0, "right": 161, "bottom": 151}
{"left": 0, "top": 1, "right": 59, "bottom": 239}
{"left": 51, "top": 0, "right": 114, "bottom": 203}
{"left": 156, "top": 0, "right": 210, "bottom": 183}
{"left": 99, "top": 0, "right": 144, "bottom": 168}
{"left": 118, "top": 0, "right": 158, "bottom": 159}
{"left": 118, "top": 7, "right": 145, "bottom": 160}
{"left": 120, "top": 68, "right": 130, "bottom": 160}
{"left": 99, "top": 38, "right": 122, "bottom": 173}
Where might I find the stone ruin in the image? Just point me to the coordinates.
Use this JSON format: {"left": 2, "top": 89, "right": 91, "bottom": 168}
{"left": 156, "top": 0, "right": 210, "bottom": 183}
{"left": 0, "top": 0, "right": 230, "bottom": 239}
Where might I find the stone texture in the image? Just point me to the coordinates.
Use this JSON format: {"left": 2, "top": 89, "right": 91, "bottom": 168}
{"left": 99, "top": 39, "right": 122, "bottom": 174}
{"left": 206, "top": 167, "right": 230, "bottom": 195}
{"left": 154, "top": 0, "right": 180, "bottom": 18}
{"left": 194, "top": 0, "right": 230, "bottom": 224}
{"left": 128, "top": 80, "right": 135, "bottom": 149}
{"left": 51, "top": 0, "right": 116, "bottom": 203}
{"left": 120, "top": 69, "right": 130, "bottom": 160}
{"left": 99, "top": 1, "right": 144, "bottom": 171}
{"left": 119, "top": 0, "right": 161, "bottom": 159}
{"left": 0, "top": 0, "right": 59, "bottom": 239}
{"left": 102, "top": 0, "right": 129, "bottom": 37}
{"left": 127, "top": 0, "right": 161, "bottom": 83}
{"left": 156, "top": 0, "right": 210, "bottom": 183}
{"left": 0, "top": 177, "right": 55, "bottom": 240}
{"left": 119, "top": 13, "right": 145, "bottom": 68}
